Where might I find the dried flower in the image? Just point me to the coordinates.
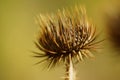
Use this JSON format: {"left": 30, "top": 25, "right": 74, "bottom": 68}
{"left": 34, "top": 6, "right": 101, "bottom": 67}
{"left": 34, "top": 6, "right": 102, "bottom": 80}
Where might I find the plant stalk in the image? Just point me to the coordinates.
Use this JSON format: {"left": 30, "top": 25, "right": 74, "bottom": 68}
{"left": 65, "top": 55, "right": 76, "bottom": 80}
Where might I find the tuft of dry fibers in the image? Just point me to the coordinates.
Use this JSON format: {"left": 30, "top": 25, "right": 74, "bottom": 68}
{"left": 34, "top": 6, "right": 102, "bottom": 80}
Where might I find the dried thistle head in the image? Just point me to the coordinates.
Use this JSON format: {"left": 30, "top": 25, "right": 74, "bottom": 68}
{"left": 34, "top": 6, "right": 101, "bottom": 68}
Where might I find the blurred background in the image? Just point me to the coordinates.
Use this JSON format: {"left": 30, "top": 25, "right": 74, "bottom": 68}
{"left": 1, "top": 0, "right": 120, "bottom": 80}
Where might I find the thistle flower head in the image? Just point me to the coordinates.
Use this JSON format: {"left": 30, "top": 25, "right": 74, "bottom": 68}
{"left": 34, "top": 6, "right": 101, "bottom": 68}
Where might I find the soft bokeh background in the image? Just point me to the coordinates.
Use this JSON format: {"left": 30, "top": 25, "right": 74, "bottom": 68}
{"left": 1, "top": 0, "right": 120, "bottom": 80}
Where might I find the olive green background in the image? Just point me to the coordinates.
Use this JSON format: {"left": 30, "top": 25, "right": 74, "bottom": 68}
{"left": 0, "top": 0, "right": 120, "bottom": 80}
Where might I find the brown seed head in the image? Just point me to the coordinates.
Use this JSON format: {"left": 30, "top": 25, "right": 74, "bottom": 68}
{"left": 34, "top": 6, "right": 101, "bottom": 68}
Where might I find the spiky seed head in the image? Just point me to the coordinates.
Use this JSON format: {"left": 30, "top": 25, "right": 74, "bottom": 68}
{"left": 34, "top": 6, "right": 101, "bottom": 68}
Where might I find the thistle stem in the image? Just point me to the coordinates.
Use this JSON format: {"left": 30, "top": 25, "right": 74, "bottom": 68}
{"left": 65, "top": 55, "right": 75, "bottom": 80}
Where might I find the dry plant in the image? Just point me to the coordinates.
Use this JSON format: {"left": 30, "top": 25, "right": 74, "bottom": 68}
{"left": 33, "top": 6, "right": 102, "bottom": 80}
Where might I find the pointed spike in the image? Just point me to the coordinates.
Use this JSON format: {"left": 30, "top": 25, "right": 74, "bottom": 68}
{"left": 78, "top": 51, "right": 84, "bottom": 61}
